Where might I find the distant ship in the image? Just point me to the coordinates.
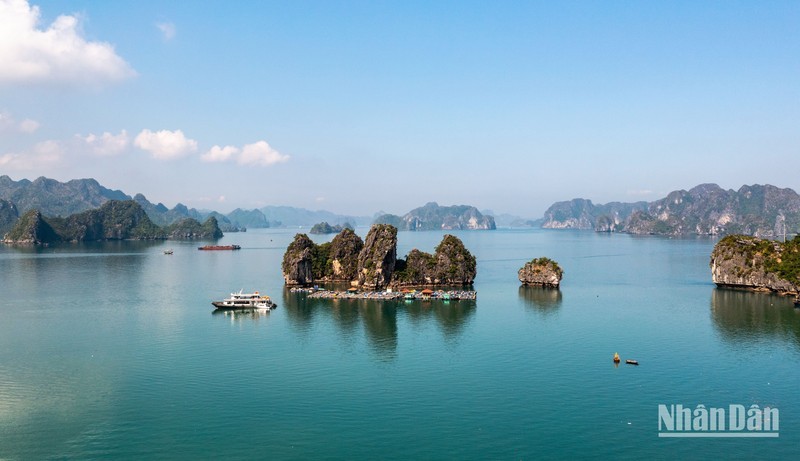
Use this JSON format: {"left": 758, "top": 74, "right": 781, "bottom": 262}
{"left": 198, "top": 244, "right": 241, "bottom": 251}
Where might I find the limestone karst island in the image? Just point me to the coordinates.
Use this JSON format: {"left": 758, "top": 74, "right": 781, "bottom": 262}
{"left": 710, "top": 235, "right": 800, "bottom": 299}
{"left": 282, "top": 224, "right": 478, "bottom": 300}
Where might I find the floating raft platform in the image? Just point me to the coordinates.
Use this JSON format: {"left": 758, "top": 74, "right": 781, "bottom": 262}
{"left": 297, "top": 288, "right": 477, "bottom": 301}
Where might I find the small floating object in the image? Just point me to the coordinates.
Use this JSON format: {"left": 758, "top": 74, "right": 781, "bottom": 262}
{"left": 163, "top": 249, "right": 173, "bottom": 255}
{"left": 625, "top": 359, "right": 639, "bottom": 366}
{"left": 613, "top": 352, "right": 620, "bottom": 363}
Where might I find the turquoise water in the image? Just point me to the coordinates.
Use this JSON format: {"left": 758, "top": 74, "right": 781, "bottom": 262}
{"left": 1, "top": 229, "right": 798, "bottom": 459}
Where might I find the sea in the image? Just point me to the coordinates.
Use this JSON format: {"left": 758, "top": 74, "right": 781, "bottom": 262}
{"left": 1, "top": 228, "right": 798, "bottom": 460}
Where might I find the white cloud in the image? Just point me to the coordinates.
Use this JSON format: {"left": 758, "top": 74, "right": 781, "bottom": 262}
{"left": 0, "top": 0, "right": 136, "bottom": 85}
{"left": 78, "top": 129, "right": 129, "bottom": 156}
{"left": 156, "top": 22, "right": 176, "bottom": 41}
{"left": 134, "top": 129, "right": 197, "bottom": 160}
{"left": 0, "top": 139, "right": 62, "bottom": 170}
{"left": 238, "top": 140, "right": 290, "bottom": 166}
{"left": 200, "top": 140, "right": 289, "bottom": 167}
{"left": 18, "top": 118, "right": 39, "bottom": 133}
{"left": 201, "top": 145, "right": 239, "bottom": 163}
{"left": 0, "top": 110, "right": 39, "bottom": 133}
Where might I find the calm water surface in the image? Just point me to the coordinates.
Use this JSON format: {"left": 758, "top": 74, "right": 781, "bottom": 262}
{"left": 1, "top": 229, "right": 798, "bottom": 459}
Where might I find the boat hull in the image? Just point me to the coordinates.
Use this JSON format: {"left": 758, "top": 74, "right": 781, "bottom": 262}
{"left": 211, "top": 290, "right": 276, "bottom": 310}
{"left": 198, "top": 245, "right": 241, "bottom": 251}
{"left": 212, "top": 301, "right": 276, "bottom": 310}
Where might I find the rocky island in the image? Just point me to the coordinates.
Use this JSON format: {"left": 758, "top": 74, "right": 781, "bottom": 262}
{"left": 2, "top": 200, "right": 222, "bottom": 244}
{"left": 710, "top": 235, "right": 800, "bottom": 296}
{"left": 309, "top": 221, "right": 353, "bottom": 234}
{"left": 282, "top": 224, "right": 477, "bottom": 290}
{"left": 542, "top": 184, "right": 800, "bottom": 237}
{"left": 518, "top": 257, "right": 563, "bottom": 288}
{"left": 374, "top": 202, "right": 495, "bottom": 231}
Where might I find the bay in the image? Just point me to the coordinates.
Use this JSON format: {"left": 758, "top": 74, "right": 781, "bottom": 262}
{"left": 1, "top": 228, "right": 798, "bottom": 459}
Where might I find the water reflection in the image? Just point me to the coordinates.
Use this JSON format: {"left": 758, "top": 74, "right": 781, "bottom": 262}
{"left": 518, "top": 286, "right": 562, "bottom": 316}
{"left": 710, "top": 288, "right": 800, "bottom": 348}
{"left": 211, "top": 308, "right": 274, "bottom": 324}
{"left": 281, "top": 290, "right": 476, "bottom": 360}
{"left": 403, "top": 300, "right": 476, "bottom": 338}
{"left": 360, "top": 302, "right": 398, "bottom": 360}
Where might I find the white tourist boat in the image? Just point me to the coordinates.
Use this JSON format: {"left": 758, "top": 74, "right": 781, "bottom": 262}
{"left": 212, "top": 290, "right": 276, "bottom": 310}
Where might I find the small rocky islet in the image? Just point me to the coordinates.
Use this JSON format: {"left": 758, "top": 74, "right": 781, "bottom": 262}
{"left": 518, "top": 257, "right": 563, "bottom": 288}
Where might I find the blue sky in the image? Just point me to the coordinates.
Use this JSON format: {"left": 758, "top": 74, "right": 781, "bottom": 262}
{"left": 1, "top": 0, "right": 797, "bottom": 217}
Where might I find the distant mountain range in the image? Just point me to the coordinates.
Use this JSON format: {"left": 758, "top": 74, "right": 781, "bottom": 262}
{"left": 10, "top": 176, "right": 789, "bottom": 239}
{"left": 0, "top": 176, "right": 370, "bottom": 232}
{"left": 542, "top": 183, "right": 800, "bottom": 237}
{"left": 3, "top": 200, "right": 222, "bottom": 244}
{"left": 259, "top": 206, "right": 370, "bottom": 228}
{"left": 0, "top": 176, "right": 128, "bottom": 217}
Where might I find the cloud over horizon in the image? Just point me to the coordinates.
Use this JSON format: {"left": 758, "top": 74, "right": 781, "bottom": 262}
{"left": 0, "top": 0, "right": 136, "bottom": 85}
{"left": 134, "top": 129, "right": 197, "bottom": 160}
{"left": 201, "top": 145, "right": 240, "bottom": 163}
{"left": 156, "top": 22, "right": 176, "bottom": 41}
{"left": 201, "top": 141, "right": 289, "bottom": 167}
{"left": 0, "top": 139, "right": 62, "bottom": 170}
{"left": 78, "top": 130, "right": 129, "bottom": 156}
{"left": 238, "top": 141, "right": 289, "bottom": 166}
{"left": 0, "top": 110, "right": 39, "bottom": 133}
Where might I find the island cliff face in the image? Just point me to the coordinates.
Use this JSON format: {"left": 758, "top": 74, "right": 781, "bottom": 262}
{"left": 710, "top": 235, "right": 800, "bottom": 295}
{"left": 518, "top": 257, "right": 563, "bottom": 288}
{"left": 282, "top": 225, "right": 477, "bottom": 289}
{"left": 542, "top": 184, "right": 800, "bottom": 237}
{"left": 328, "top": 228, "right": 364, "bottom": 281}
{"left": 357, "top": 224, "right": 398, "bottom": 289}
{"left": 2, "top": 209, "right": 60, "bottom": 244}
{"left": 282, "top": 234, "right": 316, "bottom": 286}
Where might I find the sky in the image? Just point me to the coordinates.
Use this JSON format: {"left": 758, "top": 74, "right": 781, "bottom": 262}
{"left": 0, "top": 0, "right": 798, "bottom": 218}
